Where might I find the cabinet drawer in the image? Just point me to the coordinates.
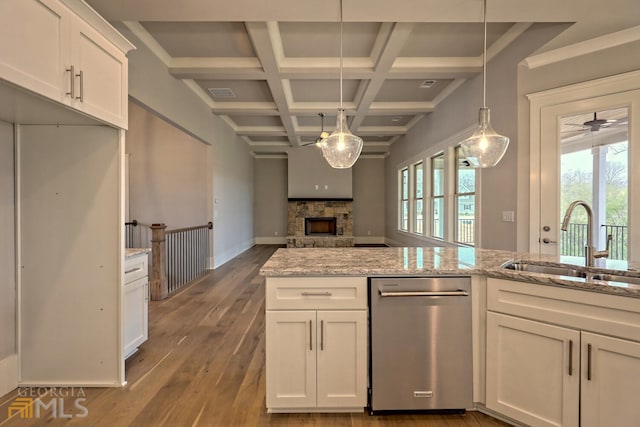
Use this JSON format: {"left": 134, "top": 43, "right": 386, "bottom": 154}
{"left": 487, "top": 278, "right": 640, "bottom": 342}
{"left": 124, "top": 254, "right": 148, "bottom": 284}
{"left": 266, "top": 277, "right": 367, "bottom": 310}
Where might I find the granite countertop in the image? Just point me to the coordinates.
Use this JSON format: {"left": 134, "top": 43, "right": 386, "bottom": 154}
{"left": 125, "top": 248, "right": 151, "bottom": 258}
{"left": 259, "top": 247, "right": 640, "bottom": 298}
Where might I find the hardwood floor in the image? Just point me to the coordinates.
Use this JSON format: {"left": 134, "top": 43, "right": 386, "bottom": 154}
{"left": 0, "top": 245, "right": 509, "bottom": 427}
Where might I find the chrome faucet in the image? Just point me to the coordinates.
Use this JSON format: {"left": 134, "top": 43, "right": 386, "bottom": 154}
{"left": 561, "top": 200, "right": 612, "bottom": 267}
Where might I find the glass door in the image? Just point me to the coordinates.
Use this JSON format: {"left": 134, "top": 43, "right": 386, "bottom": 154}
{"left": 559, "top": 107, "right": 629, "bottom": 260}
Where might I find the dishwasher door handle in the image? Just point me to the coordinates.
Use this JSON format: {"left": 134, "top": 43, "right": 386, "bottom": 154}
{"left": 379, "top": 290, "right": 469, "bottom": 297}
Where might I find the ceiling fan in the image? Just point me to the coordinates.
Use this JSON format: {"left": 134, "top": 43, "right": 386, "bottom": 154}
{"left": 300, "top": 113, "right": 330, "bottom": 147}
{"left": 564, "top": 112, "right": 620, "bottom": 133}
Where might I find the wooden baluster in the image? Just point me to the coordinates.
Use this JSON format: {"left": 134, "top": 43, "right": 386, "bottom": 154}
{"left": 150, "top": 223, "right": 168, "bottom": 300}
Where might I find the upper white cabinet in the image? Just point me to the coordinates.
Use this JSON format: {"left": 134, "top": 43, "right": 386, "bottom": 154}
{"left": 0, "top": 0, "right": 134, "bottom": 128}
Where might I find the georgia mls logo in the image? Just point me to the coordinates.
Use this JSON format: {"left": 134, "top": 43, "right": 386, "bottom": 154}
{"left": 7, "top": 388, "right": 88, "bottom": 419}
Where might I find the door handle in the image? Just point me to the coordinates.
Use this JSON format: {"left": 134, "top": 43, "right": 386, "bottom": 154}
{"left": 379, "top": 290, "right": 469, "bottom": 297}
{"left": 587, "top": 343, "right": 592, "bottom": 381}
{"left": 542, "top": 237, "right": 557, "bottom": 244}
{"left": 75, "top": 70, "right": 84, "bottom": 102}
{"left": 309, "top": 320, "right": 312, "bottom": 351}
{"left": 66, "top": 65, "right": 75, "bottom": 98}
{"left": 568, "top": 340, "right": 573, "bottom": 376}
{"left": 320, "top": 320, "right": 324, "bottom": 351}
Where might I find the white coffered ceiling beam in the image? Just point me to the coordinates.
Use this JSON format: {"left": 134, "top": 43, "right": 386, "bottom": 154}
{"left": 235, "top": 126, "right": 288, "bottom": 137}
{"left": 210, "top": 102, "right": 280, "bottom": 116}
{"left": 245, "top": 21, "right": 298, "bottom": 147}
{"left": 350, "top": 23, "right": 415, "bottom": 132}
{"left": 367, "top": 102, "right": 436, "bottom": 115}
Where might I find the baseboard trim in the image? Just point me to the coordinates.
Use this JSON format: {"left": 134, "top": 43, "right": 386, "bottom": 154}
{"left": 0, "top": 354, "right": 18, "bottom": 397}
{"left": 254, "top": 236, "right": 287, "bottom": 245}
{"left": 213, "top": 238, "right": 255, "bottom": 269}
{"left": 353, "top": 236, "right": 386, "bottom": 245}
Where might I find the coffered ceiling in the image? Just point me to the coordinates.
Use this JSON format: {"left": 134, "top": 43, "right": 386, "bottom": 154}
{"left": 84, "top": 0, "right": 640, "bottom": 156}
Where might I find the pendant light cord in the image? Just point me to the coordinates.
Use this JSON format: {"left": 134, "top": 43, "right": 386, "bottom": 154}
{"left": 339, "top": 0, "right": 344, "bottom": 110}
{"left": 482, "top": 0, "right": 487, "bottom": 108}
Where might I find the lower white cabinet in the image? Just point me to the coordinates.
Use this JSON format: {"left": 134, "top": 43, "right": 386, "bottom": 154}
{"left": 486, "top": 278, "right": 640, "bottom": 427}
{"left": 124, "top": 253, "right": 149, "bottom": 359}
{"left": 486, "top": 312, "right": 580, "bottom": 426}
{"left": 265, "top": 277, "right": 367, "bottom": 412}
{"left": 580, "top": 332, "right": 640, "bottom": 427}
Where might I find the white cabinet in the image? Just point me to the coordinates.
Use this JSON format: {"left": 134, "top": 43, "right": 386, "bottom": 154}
{"left": 486, "top": 278, "right": 640, "bottom": 427}
{"left": 581, "top": 332, "right": 640, "bottom": 427}
{"left": 0, "top": 0, "right": 133, "bottom": 128}
{"left": 487, "top": 312, "right": 580, "bottom": 426}
{"left": 124, "top": 253, "right": 149, "bottom": 359}
{"left": 265, "top": 276, "right": 367, "bottom": 412}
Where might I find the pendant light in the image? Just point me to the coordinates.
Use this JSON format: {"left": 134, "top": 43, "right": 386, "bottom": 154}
{"left": 320, "top": 0, "right": 363, "bottom": 169}
{"left": 460, "top": 0, "right": 509, "bottom": 168}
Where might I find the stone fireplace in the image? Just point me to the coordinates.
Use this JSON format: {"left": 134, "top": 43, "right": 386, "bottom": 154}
{"left": 287, "top": 199, "right": 354, "bottom": 248}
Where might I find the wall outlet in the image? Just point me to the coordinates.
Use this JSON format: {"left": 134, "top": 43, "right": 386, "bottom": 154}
{"left": 367, "top": 230, "right": 372, "bottom": 235}
{"left": 502, "top": 211, "right": 515, "bottom": 222}
{"left": 274, "top": 231, "right": 279, "bottom": 236}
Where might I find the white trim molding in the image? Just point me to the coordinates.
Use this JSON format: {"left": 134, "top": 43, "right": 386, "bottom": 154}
{"left": 254, "top": 236, "right": 287, "bottom": 245}
{"left": 523, "top": 25, "right": 640, "bottom": 70}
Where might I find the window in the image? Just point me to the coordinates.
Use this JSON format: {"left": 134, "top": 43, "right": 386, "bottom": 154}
{"left": 400, "top": 168, "right": 409, "bottom": 231}
{"left": 455, "top": 146, "right": 475, "bottom": 245}
{"left": 414, "top": 162, "right": 424, "bottom": 234}
{"left": 431, "top": 154, "right": 444, "bottom": 239}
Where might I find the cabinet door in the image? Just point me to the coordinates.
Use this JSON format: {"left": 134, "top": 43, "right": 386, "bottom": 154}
{"left": 581, "top": 332, "right": 640, "bottom": 427}
{"left": 266, "top": 311, "right": 316, "bottom": 409}
{"left": 316, "top": 310, "right": 367, "bottom": 408}
{"left": 486, "top": 312, "right": 580, "bottom": 427}
{"left": 123, "top": 276, "right": 148, "bottom": 359}
{"left": 69, "top": 16, "right": 128, "bottom": 128}
{"left": 0, "top": 0, "right": 70, "bottom": 102}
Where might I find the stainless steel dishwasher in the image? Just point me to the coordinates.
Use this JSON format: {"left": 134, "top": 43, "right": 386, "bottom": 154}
{"left": 369, "top": 276, "right": 472, "bottom": 413}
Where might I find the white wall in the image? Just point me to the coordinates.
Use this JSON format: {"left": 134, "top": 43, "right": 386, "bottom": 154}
{"left": 126, "top": 101, "right": 211, "bottom": 229}
{"left": 287, "top": 148, "right": 353, "bottom": 199}
{"left": 352, "top": 158, "right": 385, "bottom": 242}
{"left": 212, "top": 129, "right": 254, "bottom": 267}
{"left": 254, "top": 158, "right": 287, "bottom": 243}
{"left": 385, "top": 23, "right": 568, "bottom": 250}
{"left": 516, "top": 39, "right": 640, "bottom": 251}
{"left": 0, "top": 121, "right": 15, "bottom": 361}
{"left": 118, "top": 24, "right": 255, "bottom": 268}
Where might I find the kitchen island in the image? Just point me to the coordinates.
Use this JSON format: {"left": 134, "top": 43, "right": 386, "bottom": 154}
{"left": 260, "top": 246, "right": 640, "bottom": 298}
{"left": 260, "top": 246, "right": 640, "bottom": 425}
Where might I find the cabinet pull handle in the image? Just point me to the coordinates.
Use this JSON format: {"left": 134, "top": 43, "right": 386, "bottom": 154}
{"left": 301, "top": 291, "right": 332, "bottom": 297}
{"left": 320, "top": 320, "right": 324, "bottom": 351}
{"left": 66, "top": 65, "right": 75, "bottom": 98}
{"left": 125, "top": 267, "right": 141, "bottom": 274}
{"left": 568, "top": 340, "right": 573, "bottom": 376}
{"left": 76, "top": 70, "right": 84, "bottom": 102}
{"left": 309, "top": 320, "right": 312, "bottom": 351}
{"left": 145, "top": 283, "right": 149, "bottom": 301}
{"left": 587, "top": 343, "right": 592, "bottom": 381}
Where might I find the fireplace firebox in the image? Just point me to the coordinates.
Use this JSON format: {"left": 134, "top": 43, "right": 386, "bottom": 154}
{"left": 305, "top": 217, "right": 337, "bottom": 236}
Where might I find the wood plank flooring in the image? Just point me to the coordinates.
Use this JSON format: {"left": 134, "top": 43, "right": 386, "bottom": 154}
{"left": 0, "top": 245, "right": 509, "bottom": 427}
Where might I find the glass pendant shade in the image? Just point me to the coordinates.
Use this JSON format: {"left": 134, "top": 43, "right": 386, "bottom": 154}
{"left": 320, "top": 109, "right": 363, "bottom": 169}
{"left": 460, "top": 107, "right": 509, "bottom": 168}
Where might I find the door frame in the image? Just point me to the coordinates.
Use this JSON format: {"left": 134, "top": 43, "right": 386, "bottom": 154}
{"left": 527, "top": 70, "right": 640, "bottom": 259}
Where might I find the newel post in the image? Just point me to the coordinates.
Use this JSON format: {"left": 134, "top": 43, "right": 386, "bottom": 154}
{"left": 150, "top": 223, "right": 168, "bottom": 300}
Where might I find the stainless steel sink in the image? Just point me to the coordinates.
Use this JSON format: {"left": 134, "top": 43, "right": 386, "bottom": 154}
{"left": 501, "top": 261, "right": 586, "bottom": 278}
{"left": 502, "top": 261, "right": 640, "bottom": 286}
{"left": 588, "top": 273, "right": 640, "bottom": 286}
